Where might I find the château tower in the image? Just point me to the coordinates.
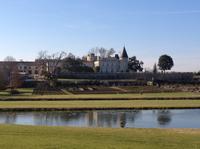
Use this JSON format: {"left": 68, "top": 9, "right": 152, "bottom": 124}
{"left": 120, "top": 46, "right": 129, "bottom": 72}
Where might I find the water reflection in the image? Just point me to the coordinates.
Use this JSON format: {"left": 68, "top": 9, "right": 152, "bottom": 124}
{"left": 33, "top": 112, "right": 85, "bottom": 126}
{"left": 157, "top": 110, "right": 171, "bottom": 126}
{"left": 0, "top": 112, "right": 17, "bottom": 124}
{"left": 120, "top": 113, "right": 126, "bottom": 128}
{"left": 0, "top": 109, "right": 200, "bottom": 128}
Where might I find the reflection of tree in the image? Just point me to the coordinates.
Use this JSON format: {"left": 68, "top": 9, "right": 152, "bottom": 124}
{"left": 157, "top": 110, "right": 172, "bottom": 126}
{"left": 128, "top": 110, "right": 141, "bottom": 123}
{"left": 88, "top": 111, "right": 98, "bottom": 127}
{"left": 88, "top": 112, "right": 94, "bottom": 126}
{"left": 97, "top": 112, "right": 118, "bottom": 127}
{"left": 0, "top": 112, "right": 17, "bottom": 124}
{"left": 33, "top": 111, "right": 84, "bottom": 125}
{"left": 120, "top": 113, "right": 126, "bottom": 128}
{"left": 96, "top": 110, "right": 141, "bottom": 128}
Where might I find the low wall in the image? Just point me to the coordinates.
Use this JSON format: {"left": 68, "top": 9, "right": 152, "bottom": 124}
{"left": 59, "top": 72, "right": 196, "bottom": 84}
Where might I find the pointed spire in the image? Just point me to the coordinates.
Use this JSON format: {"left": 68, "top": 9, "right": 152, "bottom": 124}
{"left": 121, "top": 46, "right": 128, "bottom": 58}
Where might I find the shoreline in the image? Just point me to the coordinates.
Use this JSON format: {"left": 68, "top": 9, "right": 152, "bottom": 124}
{"left": 1, "top": 97, "right": 200, "bottom": 101}
{"left": 1, "top": 106, "right": 200, "bottom": 112}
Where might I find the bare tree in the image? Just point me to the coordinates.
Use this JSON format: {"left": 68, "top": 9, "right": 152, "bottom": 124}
{"left": 36, "top": 50, "right": 67, "bottom": 80}
{"left": 4, "top": 56, "right": 16, "bottom": 62}
{"left": 89, "top": 47, "right": 115, "bottom": 58}
{"left": 9, "top": 66, "right": 22, "bottom": 89}
{"left": 88, "top": 47, "right": 99, "bottom": 56}
{"left": 67, "top": 53, "right": 76, "bottom": 59}
{"left": 98, "top": 47, "right": 107, "bottom": 58}
{"left": 2, "top": 56, "right": 21, "bottom": 92}
{"left": 106, "top": 48, "right": 115, "bottom": 57}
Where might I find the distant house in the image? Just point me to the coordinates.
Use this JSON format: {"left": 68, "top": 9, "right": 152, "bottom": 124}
{"left": 84, "top": 47, "right": 129, "bottom": 73}
{"left": 0, "top": 47, "right": 129, "bottom": 81}
{"left": 0, "top": 61, "right": 45, "bottom": 80}
{"left": 17, "top": 61, "right": 39, "bottom": 76}
{"left": 82, "top": 53, "right": 97, "bottom": 68}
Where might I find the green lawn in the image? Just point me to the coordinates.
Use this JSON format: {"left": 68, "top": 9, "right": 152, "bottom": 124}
{"left": 0, "top": 125, "right": 199, "bottom": 149}
{"left": 1, "top": 100, "right": 200, "bottom": 109}
{"left": 17, "top": 88, "right": 33, "bottom": 93}
{"left": 0, "top": 88, "right": 33, "bottom": 96}
{"left": 1, "top": 92, "right": 200, "bottom": 100}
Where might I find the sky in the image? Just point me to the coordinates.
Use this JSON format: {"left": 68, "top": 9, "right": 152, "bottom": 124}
{"left": 0, "top": 0, "right": 200, "bottom": 72}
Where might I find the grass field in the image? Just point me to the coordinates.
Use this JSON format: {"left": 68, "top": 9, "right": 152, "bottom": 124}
{"left": 1, "top": 100, "right": 200, "bottom": 110}
{"left": 0, "top": 125, "right": 199, "bottom": 149}
{"left": 0, "top": 90, "right": 200, "bottom": 149}
{"left": 0, "top": 88, "right": 33, "bottom": 96}
{"left": 0, "top": 92, "right": 200, "bottom": 100}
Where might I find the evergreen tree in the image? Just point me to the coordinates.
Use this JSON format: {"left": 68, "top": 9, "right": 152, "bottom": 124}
{"left": 153, "top": 63, "right": 158, "bottom": 74}
{"left": 158, "top": 55, "right": 174, "bottom": 73}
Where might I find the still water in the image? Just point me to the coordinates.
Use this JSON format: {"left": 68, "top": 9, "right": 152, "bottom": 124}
{"left": 0, "top": 109, "right": 200, "bottom": 128}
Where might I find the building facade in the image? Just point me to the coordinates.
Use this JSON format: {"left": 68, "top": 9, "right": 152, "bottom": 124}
{"left": 86, "top": 47, "right": 129, "bottom": 73}
{"left": 0, "top": 61, "right": 44, "bottom": 80}
{"left": 0, "top": 47, "right": 129, "bottom": 82}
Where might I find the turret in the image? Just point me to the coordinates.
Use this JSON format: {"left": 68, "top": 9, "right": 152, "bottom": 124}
{"left": 121, "top": 46, "right": 128, "bottom": 59}
{"left": 120, "top": 46, "right": 129, "bottom": 72}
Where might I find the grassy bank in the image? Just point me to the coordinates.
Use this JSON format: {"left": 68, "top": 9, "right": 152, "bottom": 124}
{"left": 1, "top": 100, "right": 200, "bottom": 111}
{"left": 1, "top": 92, "right": 200, "bottom": 100}
{"left": 0, "top": 125, "right": 199, "bottom": 149}
{"left": 0, "top": 88, "right": 33, "bottom": 96}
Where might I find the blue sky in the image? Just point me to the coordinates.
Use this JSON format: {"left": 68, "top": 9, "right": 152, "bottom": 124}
{"left": 0, "top": 0, "right": 200, "bottom": 72}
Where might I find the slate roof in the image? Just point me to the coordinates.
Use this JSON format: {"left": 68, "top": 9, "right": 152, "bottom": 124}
{"left": 121, "top": 46, "right": 128, "bottom": 58}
